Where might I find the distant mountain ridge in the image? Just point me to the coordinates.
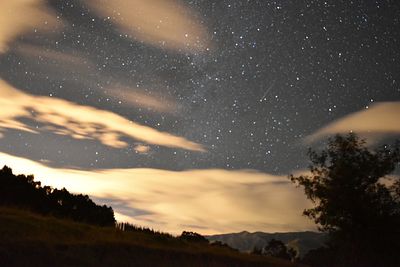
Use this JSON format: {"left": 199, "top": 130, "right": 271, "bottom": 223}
{"left": 207, "top": 231, "right": 326, "bottom": 257}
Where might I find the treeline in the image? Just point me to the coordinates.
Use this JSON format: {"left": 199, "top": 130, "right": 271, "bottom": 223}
{"left": 116, "top": 222, "right": 174, "bottom": 240}
{"left": 117, "top": 222, "right": 222, "bottom": 244}
{"left": 0, "top": 166, "right": 115, "bottom": 226}
{"left": 116, "top": 222, "right": 237, "bottom": 251}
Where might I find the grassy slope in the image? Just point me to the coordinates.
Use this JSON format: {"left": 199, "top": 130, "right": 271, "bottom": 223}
{"left": 0, "top": 207, "right": 304, "bottom": 267}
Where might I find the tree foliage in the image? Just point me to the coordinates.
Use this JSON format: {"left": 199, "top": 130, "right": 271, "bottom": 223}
{"left": 0, "top": 166, "right": 115, "bottom": 226}
{"left": 290, "top": 133, "right": 400, "bottom": 266}
{"left": 179, "top": 231, "right": 209, "bottom": 243}
{"left": 263, "top": 239, "right": 296, "bottom": 261}
{"left": 251, "top": 239, "right": 296, "bottom": 261}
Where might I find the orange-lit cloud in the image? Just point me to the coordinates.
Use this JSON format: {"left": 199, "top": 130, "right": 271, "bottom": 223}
{"left": 0, "top": 0, "right": 58, "bottom": 53}
{"left": 0, "top": 80, "right": 204, "bottom": 152}
{"left": 86, "top": 0, "right": 211, "bottom": 52}
{"left": 134, "top": 144, "right": 151, "bottom": 154}
{"left": 0, "top": 152, "right": 314, "bottom": 235}
{"left": 305, "top": 102, "right": 400, "bottom": 143}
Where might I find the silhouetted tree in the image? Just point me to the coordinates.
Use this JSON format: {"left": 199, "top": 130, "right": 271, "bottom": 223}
{"left": 263, "top": 239, "right": 295, "bottom": 261}
{"left": 290, "top": 134, "right": 400, "bottom": 267}
{"left": 179, "top": 231, "right": 209, "bottom": 243}
{"left": 251, "top": 246, "right": 263, "bottom": 255}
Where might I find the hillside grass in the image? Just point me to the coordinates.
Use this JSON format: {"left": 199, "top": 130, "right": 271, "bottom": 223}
{"left": 0, "top": 207, "right": 305, "bottom": 267}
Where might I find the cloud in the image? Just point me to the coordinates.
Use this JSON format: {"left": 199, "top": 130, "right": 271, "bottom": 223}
{"left": 105, "top": 86, "right": 179, "bottom": 114}
{"left": 0, "top": 152, "right": 314, "bottom": 235}
{"left": 0, "top": 80, "right": 204, "bottom": 152}
{"left": 15, "top": 44, "right": 180, "bottom": 114}
{"left": 15, "top": 43, "right": 94, "bottom": 73}
{"left": 0, "top": 0, "right": 58, "bottom": 53}
{"left": 305, "top": 102, "right": 400, "bottom": 143}
{"left": 86, "top": 0, "right": 211, "bottom": 53}
{"left": 134, "top": 144, "right": 151, "bottom": 154}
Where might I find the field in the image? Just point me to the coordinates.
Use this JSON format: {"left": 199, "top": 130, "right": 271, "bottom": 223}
{"left": 0, "top": 207, "right": 304, "bottom": 267}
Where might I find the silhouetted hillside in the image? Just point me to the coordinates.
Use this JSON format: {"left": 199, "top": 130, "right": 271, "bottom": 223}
{"left": 0, "top": 165, "right": 115, "bottom": 226}
{"left": 0, "top": 207, "right": 307, "bottom": 267}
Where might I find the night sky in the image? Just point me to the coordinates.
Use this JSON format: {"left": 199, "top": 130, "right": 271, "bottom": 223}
{"left": 0, "top": 0, "right": 399, "bottom": 234}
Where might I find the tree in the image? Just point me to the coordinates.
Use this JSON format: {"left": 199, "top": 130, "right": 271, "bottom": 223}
{"left": 179, "top": 231, "right": 209, "bottom": 243}
{"left": 263, "top": 239, "right": 296, "bottom": 261}
{"left": 290, "top": 134, "right": 400, "bottom": 267}
{"left": 251, "top": 246, "right": 263, "bottom": 255}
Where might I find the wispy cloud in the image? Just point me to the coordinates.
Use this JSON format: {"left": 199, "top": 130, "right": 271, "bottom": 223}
{"left": 0, "top": 0, "right": 59, "bottom": 53}
{"left": 0, "top": 80, "right": 204, "bottom": 152}
{"left": 15, "top": 43, "right": 179, "bottom": 114}
{"left": 15, "top": 43, "right": 94, "bottom": 73}
{"left": 305, "top": 102, "right": 400, "bottom": 143}
{"left": 86, "top": 0, "right": 211, "bottom": 53}
{"left": 105, "top": 86, "right": 179, "bottom": 114}
{"left": 0, "top": 152, "right": 313, "bottom": 235}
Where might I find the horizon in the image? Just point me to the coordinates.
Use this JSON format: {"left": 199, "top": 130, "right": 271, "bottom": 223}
{"left": 1, "top": 0, "right": 399, "bottom": 235}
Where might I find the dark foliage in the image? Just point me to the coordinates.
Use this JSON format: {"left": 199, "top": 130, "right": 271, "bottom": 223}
{"left": 251, "top": 246, "right": 263, "bottom": 255}
{"left": 0, "top": 166, "right": 115, "bottom": 226}
{"left": 263, "top": 239, "right": 296, "bottom": 261}
{"left": 300, "top": 247, "right": 336, "bottom": 267}
{"left": 179, "top": 231, "right": 209, "bottom": 243}
{"left": 251, "top": 239, "right": 296, "bottom": 261}
{"left": 290, "top": 134, "right": 400, "bottom": 267}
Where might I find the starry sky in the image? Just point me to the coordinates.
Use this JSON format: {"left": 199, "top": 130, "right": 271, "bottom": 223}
{"left": 0, "top": 0, "right": 399, "bottom": 234}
